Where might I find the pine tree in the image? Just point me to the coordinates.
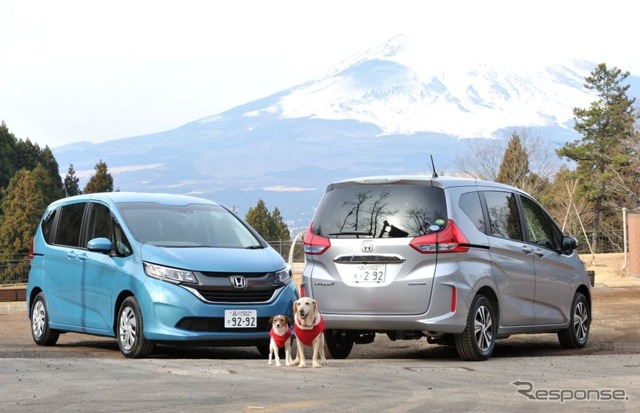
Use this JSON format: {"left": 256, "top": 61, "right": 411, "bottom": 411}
{"left": 0, "top": 121, "right": 17, "bottom": 190}
{"left": 270, "top": 207, "right": 290, "bottom": 240}
{"left": 83, "top": 160, "right": 114, "bottom": 194}
{"left": 556, "top": 63, "right": 638, "bottom": 251}
{"left": 496, "top": 132, "right": 529, "bottom": 188}
{"left": 64, "top": 164, "right": 82, "bottom": 196}
{"left": 245, "top": 199, "right": 290, "bottom": 241}
{"left": 246, "top": 199, "right": 271, "bottom": 239}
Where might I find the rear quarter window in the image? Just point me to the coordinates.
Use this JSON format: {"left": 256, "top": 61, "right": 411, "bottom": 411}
{"left": 459, "top": 192, "right": 486, "bottom": 233}
{"left": 41, "top": 209, "right": 58, "bottom": 244}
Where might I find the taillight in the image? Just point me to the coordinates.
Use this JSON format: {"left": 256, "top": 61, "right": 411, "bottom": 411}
{"left": 409, "top": 220, "right": 469, "bottom": 254}
{"left": 303, "top": 223, "right": 330, "bottom": 255}
{"left": 29, "top": 237, "right": 35, "bottom": 260}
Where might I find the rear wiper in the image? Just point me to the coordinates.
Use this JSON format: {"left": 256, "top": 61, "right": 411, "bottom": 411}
{"left": 328, "top": 231, "right": 372, "bottom": 237}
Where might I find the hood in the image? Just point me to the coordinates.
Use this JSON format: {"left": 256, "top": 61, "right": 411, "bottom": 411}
{"left": 140, "top": 244, "right": 286, "bottom": 273}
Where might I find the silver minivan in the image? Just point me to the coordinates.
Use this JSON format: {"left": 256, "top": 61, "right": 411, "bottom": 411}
{"left": 302, "top": 176, "right": 591, "bottom": 360}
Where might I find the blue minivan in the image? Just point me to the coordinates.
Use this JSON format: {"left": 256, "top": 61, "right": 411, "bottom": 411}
{"left": 27, "top": 192, "right": 298, "bottom": 358}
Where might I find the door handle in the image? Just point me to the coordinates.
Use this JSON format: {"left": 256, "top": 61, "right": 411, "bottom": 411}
{"left": 521, "top": 245, "right": 534, "bottom": 255}
{"left": 67, "top": 251, "right": 88, "bottom": 261}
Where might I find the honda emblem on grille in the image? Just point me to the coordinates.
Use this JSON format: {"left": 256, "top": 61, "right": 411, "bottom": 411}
{"left": 230, "top": 275, "right": 247, "bottom": 290}
{"left": 362, "top": 240, "right": 373, "bottom": 252}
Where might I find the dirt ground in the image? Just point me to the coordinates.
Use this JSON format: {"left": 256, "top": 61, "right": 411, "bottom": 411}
{"left": 1, "top": 253, "right": 639, "bottom": 359}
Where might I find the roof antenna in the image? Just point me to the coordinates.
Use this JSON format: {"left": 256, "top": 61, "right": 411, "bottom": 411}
{"left": 430, "top": 155, "right": 439, "bottom": 178}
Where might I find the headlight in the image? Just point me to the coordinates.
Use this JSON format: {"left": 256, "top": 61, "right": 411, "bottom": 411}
{"left": 273, "top": 267, "right": 292, "bottom": 285}
{"left": 143, "top": 262, "right": 199, "bottom": 284}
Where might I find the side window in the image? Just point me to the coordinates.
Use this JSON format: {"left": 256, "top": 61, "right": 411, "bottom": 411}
{"left": 520, "top": 196, "right": 559, "bottom": 250}
{"left": 483, "top": 191, "right": 523, "bottom": 241}
{"left": 459, "top": 192, "right": 486, "bottom": 233}
{"left": 55, "top": 202, "right": 86, "bottom": 247}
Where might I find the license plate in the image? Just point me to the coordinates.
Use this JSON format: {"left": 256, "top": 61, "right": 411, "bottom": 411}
{"left": 224, "top": 309, "right": 257, "bottom": 328}
{"left": 353, "top": 264, "right": 386, "bottom": 283}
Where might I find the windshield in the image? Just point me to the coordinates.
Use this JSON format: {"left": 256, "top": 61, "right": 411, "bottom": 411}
{"left": 312, "top": 184, "right": 447, "bottom": 238}
{"left": 118, "top": 202, "right": 263, "bottom": 248}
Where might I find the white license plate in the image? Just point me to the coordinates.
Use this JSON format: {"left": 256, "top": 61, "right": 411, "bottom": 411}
{"left": 224, "top": 309, "right": 257, "bottom": 328}
{"left": 353, "top": 264, "right": 386, "bottom": 283}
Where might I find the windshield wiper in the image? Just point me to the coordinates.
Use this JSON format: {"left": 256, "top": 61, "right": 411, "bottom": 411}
{"left": 245, "top": 245, "right": 265, "bottom": 249}
{"left": 328, "top": 231, "right": 372, "bottom": 238}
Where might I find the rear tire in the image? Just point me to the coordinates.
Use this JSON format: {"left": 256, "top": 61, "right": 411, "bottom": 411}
{"left": 455, "top": 295, "right": 496, "bottom": 361}
{"left": 558, "top": 292, "right": 590, "bottom": 348}
{"left": 117, "top": 297, "right": 154, "bottom": 358}
{"left": 325, "top": 330, "right": 355, "bottom": 359}
{"left": 31, "top": 292, "right": 60, "bottom": 346}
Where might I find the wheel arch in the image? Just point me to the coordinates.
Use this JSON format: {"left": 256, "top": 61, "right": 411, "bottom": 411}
{"left": 112, "top": 290, "right": 135, "bottom": 335}
{"left": 27, "top": 287, "right": 43, "bottom": 319}
{"left": 575, "top": 284, "right": 592, "bottom": 316}
{"left": 475, "top": 285, "right": 500, "bottom": 325}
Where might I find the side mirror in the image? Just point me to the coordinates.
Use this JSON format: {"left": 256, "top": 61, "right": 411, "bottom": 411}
{"left": 560, "top": 236, "right": 578, "bottom": 253}
{"left": 87, "top": 237, "right": 113, "bottom": 253}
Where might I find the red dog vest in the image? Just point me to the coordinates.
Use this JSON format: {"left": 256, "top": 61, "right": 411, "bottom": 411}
{"left": 270, "top": 328, "right": 292, "bottom": 348}
{"left": 294, "top": 315, "right": 325, "bottom": 347}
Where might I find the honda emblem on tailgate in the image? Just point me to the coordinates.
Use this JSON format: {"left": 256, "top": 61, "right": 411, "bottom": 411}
{"left": 230, "top": 275, "right": 247, "bottom": 290}
{"left": 362, "top": 240, "right": 373, "bottom": 252}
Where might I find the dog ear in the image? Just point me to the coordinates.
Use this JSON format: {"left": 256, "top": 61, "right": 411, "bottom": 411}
{"left": 269, "top": 316, "right": 275, "bottom": 324}
{"left": 284, "top": 315, "right": 291, "bottom": 324}
{"left": 293, "top": 300, "right": 298, "bottom": 314}
{"left": 312, "top": 299, "right": 318, "bottom": 313}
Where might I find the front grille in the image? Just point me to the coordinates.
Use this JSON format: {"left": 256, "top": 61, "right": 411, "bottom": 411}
{"left": 176, "top": 317, "right": 270, "bottom": 332}
{"left": 194, "top": 288, "right": 276, "bottom": 303}
{"left": 188, "top": 270, "right": 280, "bottom": 303}
{"left": 199, "top": 271, "right": 267, "bottom": 278}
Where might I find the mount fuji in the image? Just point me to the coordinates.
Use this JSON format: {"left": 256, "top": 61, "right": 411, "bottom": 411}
{"left": 51, "top": 35, "right": 638, "bottom": 232}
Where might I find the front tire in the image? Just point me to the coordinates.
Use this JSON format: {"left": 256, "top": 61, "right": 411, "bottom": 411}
{"left": 455, "top": 295, "right": 496, "bottom": 361}
{"left": 31, "top": 292, "right": 60, "bottom": 346}
{"left": 117, "top": 297, "right": 154, "bottom": 358}
{"left": 558, "top": 292, "right": 590, "bottom": 348}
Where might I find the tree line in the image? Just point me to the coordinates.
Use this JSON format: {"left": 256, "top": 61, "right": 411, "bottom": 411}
{"left": 0, "top": 127, "right": 289, "bottom": 281}
{"left": 455, "top": 63, "right": 638, "bottom": 253}
{"left": 0, "top": 62, "right": 638, "bottom": 282}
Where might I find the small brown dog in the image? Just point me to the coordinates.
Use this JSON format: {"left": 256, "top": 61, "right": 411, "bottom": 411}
{"left": 268, "top": 315, "right": 293, "bottom": 367}
{"left": 293, "top": 297, "right": 327, "bottom": 368}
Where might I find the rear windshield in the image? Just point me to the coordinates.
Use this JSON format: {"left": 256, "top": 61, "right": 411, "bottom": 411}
{"left": 117, "top": 202, "right": 262, "bottom": 248}
{"left": 311, "top": 184, "right": 447, "bottom": 238}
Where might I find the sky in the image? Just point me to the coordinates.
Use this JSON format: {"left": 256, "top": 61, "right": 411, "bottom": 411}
{"left": 1, "top": 0, "right": 639, "bottom": 149}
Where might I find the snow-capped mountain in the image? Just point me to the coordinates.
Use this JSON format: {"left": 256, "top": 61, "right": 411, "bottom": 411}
{"left": 247, "top": 34, "right": 595, "bottom": 138}
{"left": 52, "top": 35, "right": 633, "bottom": 231}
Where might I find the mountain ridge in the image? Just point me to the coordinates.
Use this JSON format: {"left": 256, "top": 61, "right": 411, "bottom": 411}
{"left": 51, "top": 35, "right": 638, "bottom": 231}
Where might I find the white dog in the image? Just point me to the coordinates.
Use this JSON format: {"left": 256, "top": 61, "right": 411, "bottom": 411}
{"left": 293, "top": 297, "right": 327, "bottom": 368}
{"left": 267, "top": 315, "right": 293, "bottom": 367}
